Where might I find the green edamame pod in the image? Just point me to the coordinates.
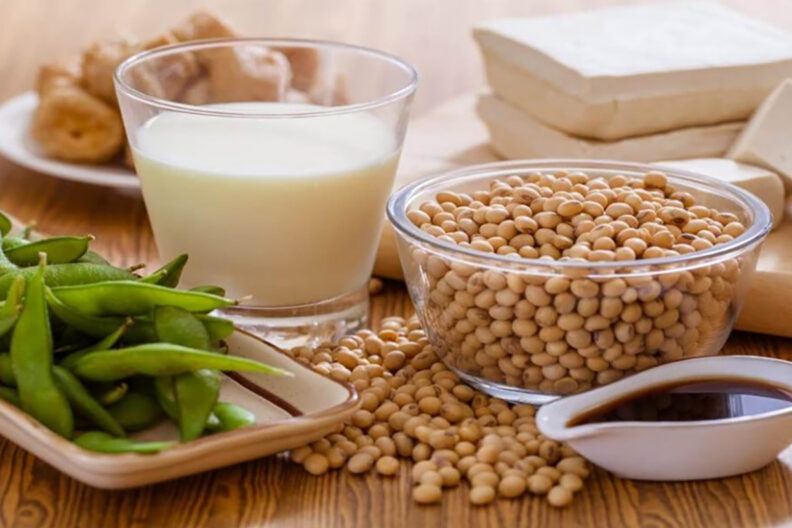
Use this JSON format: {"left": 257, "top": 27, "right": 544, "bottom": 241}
{"left": 196, "top": 314, "right": 234, "bottom": 343}
{"left": 47, "top": 288, "right": 156, "bottom": 343}
{"left": 10, "top": 258, "right": 73, "bottom": 438}
{"left": 154, "top": 306, "right": 219, "bottom": 441}
{"left": 139, "top": 254, "right": 188, "bottom": 288}
{"left": 5, "top": 236, "right": 92, "bottom": 266}
{"left": 0, "top": 211, "right": 12, "bottom": 236}
{"left": 0, "top": 233, "right": 18, "bottom": 275}
{"left": 153, "top": 376, "right": 179, "bottom": 421}
{"left": 60, "top": 319, "right": 133, "bottom": 369}
{"left": 52, "top": 366, "right": 125, "bottom": 437}
{"left": 106, "top": 391, "right": 162, "bottom": 432}
{"left": 0, "top": 385, "right": 19, "bottom": 407}
{"left": 154, "top": 306, "right": 211, "bottom": 350}
{"left": 0, "top": 263, "right": 136, "bottom": 298}
{"left": 70, "top": 343, "right": 291, "bottom": 382}
{"left": 52, "top": 281, "right": 234, "bottom": 316}
{"left": 206, "top": 402, "right": 255, "bottom": 433}
{"left": 0, "top": 275, "right": 25, "bottom": 339}
{"left": 0, "top": 354, "right": 14, "bottom": 386}
{"left": 97, "top": 382, "right": 128, "bottom": 406}
{"left": 75, "top": 431, "right": 172, "bottom": 454}
{"left": 190, "top": 285, "right": 226, "bottom": 297}
{"left": 77, "top": 250, "right": 110, "bottom": 266}
{"left": 2, "top": 237, "right": 28, "bottom": 252}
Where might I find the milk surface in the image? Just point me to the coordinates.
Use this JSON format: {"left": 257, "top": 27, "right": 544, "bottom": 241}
{"left": 134, "top": 102, "right": 399, "bottom": 305}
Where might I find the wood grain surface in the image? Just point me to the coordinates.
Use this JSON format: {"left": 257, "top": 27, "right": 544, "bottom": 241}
{"left": 1, "top": 0, "right": 792, "bottom": 526}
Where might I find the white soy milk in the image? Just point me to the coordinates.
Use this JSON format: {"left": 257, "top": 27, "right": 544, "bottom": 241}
{"left": 134, "top": 103, "right": 399, "bottom": 305}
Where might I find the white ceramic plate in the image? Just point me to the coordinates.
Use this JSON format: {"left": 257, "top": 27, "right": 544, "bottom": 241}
{"left": 0, "top": 91, "right": 139, "bottom": 189}
{"left": 0, "top": 328, "right": 359, "bottom": 489}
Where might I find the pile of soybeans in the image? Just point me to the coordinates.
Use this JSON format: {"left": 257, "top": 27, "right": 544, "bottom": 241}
{"left": 286, "top": 315, "right": 590, "bottom": 507}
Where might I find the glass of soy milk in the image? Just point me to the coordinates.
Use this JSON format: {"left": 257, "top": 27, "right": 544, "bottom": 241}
{"left": 114, "top": 39, "right": 417, "bottom": 346}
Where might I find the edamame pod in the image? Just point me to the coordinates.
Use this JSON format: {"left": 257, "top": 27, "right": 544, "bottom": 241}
{"left": 153, "top": 376, "right": 179, "bottom": 421}
{"left": 5, "top": 236, "right": 92, "bottom": 266}
{"left": 0, "top": 275, "right": 25, "bottom": 339}
{"left": 52, "top": 366, "right": 125, "bottom": 437}
{"left": 10, "top": 258, "right": 73, "bottom": 438}
{"left": 196, "top": 314, "right": 234, "bottom": 343}
{"left": 0, "top": 263, "right": 136, "bottom": 297}
{"left": 0, "top": 233, "right": 18, "bottom": 275}
{"left": 139, "top": 254, "right": 188, "bottom": 288}
{"left": 154, "top": 306, "right": 219, "bottom": 440}
{"left": 59, "top": 318, "right": 133, "bottom": 369}
{"left": 75, "top": 431, "right": 172, "bottom": 454}
{"left": 0, "top": 385, "right": 19, "bottom": 406}
{"left": 52, "top": 281, "right": 234, "bottom": 316}
{"left": 77, "top": 250, "right": 111, "bottom": 266}
{"left": 106, "top": 392, "right": 162, "bottom": 432}
{"left": 47, "top": 287, "right": 132, "bottom": 338}
{"left": 97, "top": 382, "right": 128, "bottom": 406}
{"left": 2, "top": 237, "right": 28, "bottom": 252}
{"left": 0, "top": 354, "right": 14, "bottom": 386}
{"left": 71, "top": 343, "right": 291, "bottom": 382}
{"left": 190, "top": 285, "right": 226, "bottom": 297}
{"left": 0, "top": 211, "right": 12, "bottom": 236}
{"left": 206, "top": 402, "right": 255, "bottom": 433}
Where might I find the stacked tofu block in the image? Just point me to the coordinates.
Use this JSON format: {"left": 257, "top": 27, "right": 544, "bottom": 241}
{"left": 474, "top": 1, "right": 792, "bottom": 228}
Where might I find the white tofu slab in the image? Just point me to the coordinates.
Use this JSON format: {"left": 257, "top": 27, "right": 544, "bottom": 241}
{"left": 474, "top": 2, "right": 792, "bottom": 139}
{"left": 475, "top": 1, "right": 792, "bottom": 101}
{"left": 728, "top": 80, "right": 792, "bottom": 194}
{"left": 481, "top": 49, "right": 768, "bottom": 141}
{"left": 654, "top": 158, "right": 785, "bottom": 229}
{"left": 477, "top": 95, "right": 743, "bottom": 164}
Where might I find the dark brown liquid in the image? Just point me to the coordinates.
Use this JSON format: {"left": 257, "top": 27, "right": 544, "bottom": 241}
{"left": 569, "top": 377, "right": 792, "bottom": 426}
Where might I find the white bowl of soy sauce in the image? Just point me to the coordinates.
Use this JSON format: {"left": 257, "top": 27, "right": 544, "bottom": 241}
{"left": 536, "top": 356, "right": 792, "bottom": 481}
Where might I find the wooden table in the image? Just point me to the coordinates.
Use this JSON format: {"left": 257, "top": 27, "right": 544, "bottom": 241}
{"left": 1, "top": 0, "right": 792, "bottom": 526}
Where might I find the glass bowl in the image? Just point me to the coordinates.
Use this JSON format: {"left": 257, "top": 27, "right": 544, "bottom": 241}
{"left": 387, "top": 160, "right": 772, "bottom": 404}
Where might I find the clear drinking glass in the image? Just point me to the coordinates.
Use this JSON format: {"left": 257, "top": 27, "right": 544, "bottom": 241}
{"left": 115, "top": 38, "right": 417, "bottom": 346}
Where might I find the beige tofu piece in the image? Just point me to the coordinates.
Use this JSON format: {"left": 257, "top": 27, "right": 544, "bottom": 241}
{"left": 655, "top": 158, "right": 785, "bottom": 229}
{"left": 474, "top": 2, "right": 792, "bottom": 140}
{"left": 477, "top": 95, "right": 743, "bottom": 163}
{"left": 728, "top": 80, "right": 792, "bottom": 194}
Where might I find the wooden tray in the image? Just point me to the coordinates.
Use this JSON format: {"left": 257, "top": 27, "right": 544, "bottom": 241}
{"left": 0, "top": 329, "right": 359, "bottom": 489}
{"left": 376, "top": 94, "right": 792, "bottom": 338}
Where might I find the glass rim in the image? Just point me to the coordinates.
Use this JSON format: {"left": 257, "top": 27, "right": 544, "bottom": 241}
{"left": 113, "top": 37, "right": 418, "bottom": 119}
{"left": 386, "top": 159, "right": 773, "bottom": 272}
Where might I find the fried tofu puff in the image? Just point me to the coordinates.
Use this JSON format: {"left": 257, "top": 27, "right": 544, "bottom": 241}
{"left": 128, "top": 34, "right": 203, "bottom": 101}
{"left": 204, "top": 46, "right": 292, "bottom": 103}
{"left": 31, "top": 86, "right": 124, "bottom": 164}
{"left": 274, "top": 47, "right": 320, "bottom": 92}
{"left": 172, "top": 11, "right": 236, "bottom": 41}
{"left": 80, "top": 37, "right": 140, "bottom": 105}
{"left": 36, "top": 60, "right": 81, "bottom": 97}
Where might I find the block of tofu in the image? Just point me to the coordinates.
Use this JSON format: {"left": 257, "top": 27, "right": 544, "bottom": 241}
{"left": 474, "top": 2, "right": 792, "bottom": 140}
{"left": 654, "top": 158, "right": 785, "bottom": 229}
{"left": 728, "top": 80, "right": 792, "bottom": 194}
{"left": 477, "top": 95, "right": 744, "bottom": 163}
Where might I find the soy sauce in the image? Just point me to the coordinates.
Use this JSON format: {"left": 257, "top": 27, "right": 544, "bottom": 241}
{"left": 569, "top": 378, "right": 792, "bottom": 426}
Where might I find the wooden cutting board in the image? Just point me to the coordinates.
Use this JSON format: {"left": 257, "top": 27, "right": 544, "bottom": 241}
{"left": 375, "top": 94, "right": 792, "bottom": 338}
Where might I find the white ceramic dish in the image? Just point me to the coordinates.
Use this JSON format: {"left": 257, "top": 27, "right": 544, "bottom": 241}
{"left": 0, "top": 328, "right": 359, "bottom": 489}
{"left": 0, "top": 91, "right": 139, "bottom": 189}
{"left": 537, "top": 356, "right": 792, "bottom": 481}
